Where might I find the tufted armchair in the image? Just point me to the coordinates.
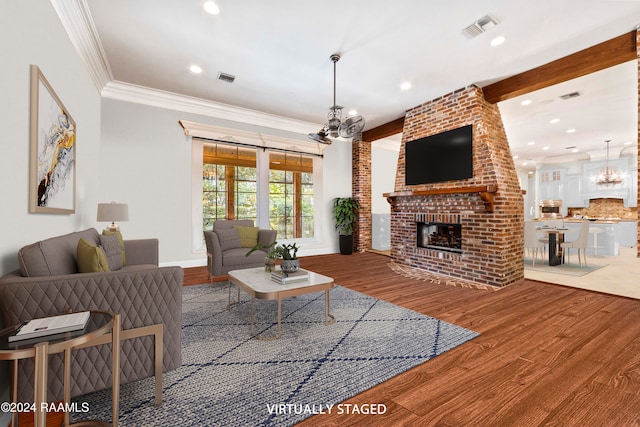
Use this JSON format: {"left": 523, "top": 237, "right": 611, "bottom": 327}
{"left": 204, "top": 220, "right": 277, "bottom": 279}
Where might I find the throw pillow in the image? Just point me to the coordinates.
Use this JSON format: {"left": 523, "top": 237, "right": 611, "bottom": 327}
{"left": 216, "top": 228, "right": 242, "bottom": 252}
{"left": 233, "top": 225, "right": 259, "bottom": 248}
{"left": 100, "top": 233, "right": 124, "bottom": 271}
{"left": 77, "top": 238, "right": 110, "bottom": 273}
{"left": 102, "top": 230, "right": 126, "bottom": 265}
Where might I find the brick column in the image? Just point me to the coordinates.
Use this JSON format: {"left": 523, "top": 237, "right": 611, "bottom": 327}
{"left": 352, "top": 132, "right": 372, "bottom": 252}
{"left": 637, "top": 29, "right": 639, "bottom": 257}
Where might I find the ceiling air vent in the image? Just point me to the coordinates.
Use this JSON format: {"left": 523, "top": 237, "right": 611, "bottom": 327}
{"left": 560, "top": 91, "right": 581, "bottom": 100}
{"left": 217, "top": 72, "right": 236, "bottom": 83}
{"left": 463, "top": 14, "right": 499, "bottom": 38}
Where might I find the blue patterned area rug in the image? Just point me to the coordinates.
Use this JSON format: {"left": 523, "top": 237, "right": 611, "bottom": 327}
{"left": 73, "top": 283, "right": 479, "bottom": 426}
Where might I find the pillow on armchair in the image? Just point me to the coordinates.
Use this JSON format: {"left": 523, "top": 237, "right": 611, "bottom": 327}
{"left": 233, "top": 225, "right": 259, "bottom": 248}
{"left": 216, "top": 228, "right": 242, "bottom": 251}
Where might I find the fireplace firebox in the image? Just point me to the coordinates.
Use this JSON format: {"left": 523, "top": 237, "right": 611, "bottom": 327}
{"left": 417, "top": 222, "right": 462, "bottom": 253}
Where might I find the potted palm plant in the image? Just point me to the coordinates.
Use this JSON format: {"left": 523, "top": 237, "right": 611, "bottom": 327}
{"left": 333, "top": 197, "right": 361, "bottom": 255}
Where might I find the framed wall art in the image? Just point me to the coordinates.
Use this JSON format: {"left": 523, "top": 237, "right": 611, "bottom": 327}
{"left": 29, "top": 64, "right": 76, "bottom": 214}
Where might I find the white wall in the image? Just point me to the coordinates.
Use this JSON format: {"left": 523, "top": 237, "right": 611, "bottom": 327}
{"left": 0, "top": 1, "right": 102, "bottom": 425}
{"left": 371, "top": 144, "right": 398, "bottom": 214}
{"left": 0, "top": 1, "right": 102, "bottom": 277}
{"left": 371, "top": 143, "right": 398, "bottom": 250}
{"left": 99, "top": 98, "right": 352, "bottom": 266}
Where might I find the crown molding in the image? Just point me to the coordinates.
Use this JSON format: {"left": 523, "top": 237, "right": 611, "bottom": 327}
{"left": 50, "top": 0, "right": 113, "bottom": 92}
{"left": 53, "top": 0, "right": 323, "bottom": 135}
{"left": 102, "top": 80, "right": 323, "bottom": 135}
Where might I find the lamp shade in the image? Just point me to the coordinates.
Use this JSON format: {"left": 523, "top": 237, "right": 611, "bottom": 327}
{"left": 97, "top": 202, "right": 129, "bottom": 222}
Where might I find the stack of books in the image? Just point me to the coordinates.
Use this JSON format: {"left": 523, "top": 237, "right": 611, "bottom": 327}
{"left": 9, "top": 311, "right": 91, "bottom": 342}
{"left": 271, "top": 269, "right": 309, "bottom": 285}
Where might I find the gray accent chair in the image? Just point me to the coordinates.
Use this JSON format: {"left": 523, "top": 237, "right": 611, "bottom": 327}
{"left": 204, "top": 220, "right": 277, "bottom": 278}
{"left": 0, "top": 228, "right": 183, "bottom": 402}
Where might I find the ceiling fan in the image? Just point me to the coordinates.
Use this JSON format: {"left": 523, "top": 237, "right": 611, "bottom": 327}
{"left": 309, "top": 54, "right": 365, "bottom": 144}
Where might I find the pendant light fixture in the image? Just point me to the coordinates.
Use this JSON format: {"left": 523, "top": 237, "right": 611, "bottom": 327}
{"left": 309, "top": 54, "right": 365, "bottom": 144}
{"left": 595, "top": 140, "right": 623, "bottom": 186}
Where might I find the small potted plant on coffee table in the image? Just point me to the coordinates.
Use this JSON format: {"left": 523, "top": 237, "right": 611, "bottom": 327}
{"left": 274, "top": 243, "right": 300, "bottom": 273}
{"left": 246, "top": 241, "right": 278, "bottom": 272}
{"left": 247, "top": 242, "right": 300, "bottom": 273}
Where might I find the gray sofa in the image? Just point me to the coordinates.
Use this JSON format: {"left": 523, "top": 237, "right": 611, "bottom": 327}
{"left": 0, "top": 228, "right": 183, "bottom": 402}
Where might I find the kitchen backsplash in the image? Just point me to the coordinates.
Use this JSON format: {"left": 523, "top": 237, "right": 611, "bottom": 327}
{"left": 567, "top": 198, "right": 637, "bottom": 219}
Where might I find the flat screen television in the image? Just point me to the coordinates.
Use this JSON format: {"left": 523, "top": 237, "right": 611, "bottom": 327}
{"left": 405, "top": 124, "right": 473, "bottom": 185}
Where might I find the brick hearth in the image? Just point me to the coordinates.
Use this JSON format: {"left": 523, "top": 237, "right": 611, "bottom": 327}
{"left": 389, "top": 85, "right": 524, "bottom": 287}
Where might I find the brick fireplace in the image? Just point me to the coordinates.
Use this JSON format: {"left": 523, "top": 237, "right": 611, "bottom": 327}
{"left": 387, "top": 86, "right": 524, "bottom": 287}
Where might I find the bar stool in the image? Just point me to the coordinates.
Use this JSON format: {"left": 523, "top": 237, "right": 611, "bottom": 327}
{"left": 589, "top": 227, "right": 604, "bottom": 256}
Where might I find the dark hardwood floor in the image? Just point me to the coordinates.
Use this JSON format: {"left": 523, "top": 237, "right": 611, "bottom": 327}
{"left": 294, "top": 253, "right": 640, "bottom": 426}
{"left": 18, "top": 252, "right": 640, "bottom": 426}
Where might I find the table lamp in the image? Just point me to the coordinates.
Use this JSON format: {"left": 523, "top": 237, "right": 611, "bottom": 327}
{"left": 97, "top": 202, "right": 129, "bottom": 232}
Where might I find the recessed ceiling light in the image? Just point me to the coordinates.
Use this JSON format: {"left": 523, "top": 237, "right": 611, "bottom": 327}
{"left": 190, "top": 65, "right": 203, "bottom": 74}
{"left": 522, "top": 162, "right": 528, "bottom": 166}
{"left": 566, "top": 128, "right": 576, "bottom": 134}
{"left": 543, "top": 146, "right": 550, "bottom": 151}
{"left": 520, "top": 99, "right": 532, "bottom": 106}
{"left": 572, "top": 149, "right": 579, "bottom": 153}
{"left": 348, "top": 109, "right": 358, "bottom": 116}
{"left": 624, "top": 141, "right": 633, "bottom": 146}
{"left": 513, "top": 155, "right": 519, "bottom": 160}
{"left": 550, "top": 118, "right": 560, "bottom": 124}
{"left": 400, "top": 82, "right": 412, "bottom": 91}
{"left": 203, "top": 1, "right": 220, "bottom": 15}
{"left": 490, "top": 36, "right": 506, "bottom": 47}
{"left": 527, "top": 141, "right": 535, "bottom": 146}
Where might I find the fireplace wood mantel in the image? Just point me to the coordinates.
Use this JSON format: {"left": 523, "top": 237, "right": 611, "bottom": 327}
{"left": 384, "top": 185, "right": 498, "bottom": 213}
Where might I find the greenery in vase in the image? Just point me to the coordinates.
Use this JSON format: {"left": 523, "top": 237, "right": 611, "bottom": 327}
{"left": 274, "top": 243, "right": 299, "bottom": 260}
{"left": 333, "top": 197, "right": 361, "bottom": 236}
{"left": 246, "top": 241, "right": 278, "bottom": 259}
{"left": 246, "top": 242, "right": 299, "bottom": 260}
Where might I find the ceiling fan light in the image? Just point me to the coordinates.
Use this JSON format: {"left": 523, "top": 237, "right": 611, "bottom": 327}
{"left": 308, "top": 129, "right": 332, "bottom": 144}
{"left": 310, "top": 54, "right": 365, "bottom": 141}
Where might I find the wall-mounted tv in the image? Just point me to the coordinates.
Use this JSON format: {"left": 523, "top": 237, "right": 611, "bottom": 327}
{"left": 405, "top": 124, "right": 473, "bottom": 185}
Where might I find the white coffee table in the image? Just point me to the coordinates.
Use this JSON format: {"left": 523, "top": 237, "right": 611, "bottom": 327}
{"left": 228, "top": 267, "right": 335, "bottom": 340}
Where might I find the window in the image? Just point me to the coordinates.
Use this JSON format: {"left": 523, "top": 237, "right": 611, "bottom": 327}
{"left": 269, "top": 152, "right": 314, "bottom": 239}
{"left": 202, "top": 143, "right": 256, "bottom": 231}
{"left": 202, "top": 144, "right": 314, "bottom": 239}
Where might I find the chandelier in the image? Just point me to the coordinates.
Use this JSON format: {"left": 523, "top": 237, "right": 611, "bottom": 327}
{"left": 308, "top": 54, "right": 365, "bottom": 144}
{"left": 596, "top": 140, "right": 623, "bottom": 186}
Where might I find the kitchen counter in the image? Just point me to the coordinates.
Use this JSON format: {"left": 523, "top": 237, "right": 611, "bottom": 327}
{"left": 535, "top": 218, "right": 637, "bottom": 256}
{"left": 563, "top": 218, "right": 636, "bottom": 224}
{"left": 549, "top": 221, "right": 616, "bottom": 256}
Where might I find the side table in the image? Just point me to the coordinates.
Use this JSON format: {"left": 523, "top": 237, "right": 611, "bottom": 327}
{"left": 0, "top": 311, "right": 120, "bottom": 427}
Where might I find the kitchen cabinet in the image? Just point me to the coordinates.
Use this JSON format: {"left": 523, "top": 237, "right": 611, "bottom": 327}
{"left": 565, "top": 174, "right": 585, "bottom": 207}
{"left": 538, "top": 168, "right": 565, "bottom": 200}
{"left": 618, "top": 221, "right": 638, "bottom": 248}
{"left": 629, "top": 170, "right": 637, "bottom": 208}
